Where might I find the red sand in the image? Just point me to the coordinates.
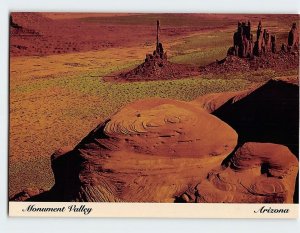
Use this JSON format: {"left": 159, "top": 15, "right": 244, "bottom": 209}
{"left": 10, "top": 13, "right": 228, "bottom": 57}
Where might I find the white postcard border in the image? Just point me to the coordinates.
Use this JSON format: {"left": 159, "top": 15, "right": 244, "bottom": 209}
{"left": 9, "top": 202, "right": 299, "bottom": 218}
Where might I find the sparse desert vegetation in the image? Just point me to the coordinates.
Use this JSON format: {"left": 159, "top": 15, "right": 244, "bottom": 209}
{"left": 9, "top": 13, "right": 299, "bottom": 199}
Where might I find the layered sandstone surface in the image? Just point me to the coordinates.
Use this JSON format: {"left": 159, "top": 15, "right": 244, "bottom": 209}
{"left": 178, "top": 142, "right": 298, "bottom": 203}
{"left": 10, "top": 77, "right": 299, "bottom": 203}
{"left": 17, "top": 98, "right": 237, "bottom": 202}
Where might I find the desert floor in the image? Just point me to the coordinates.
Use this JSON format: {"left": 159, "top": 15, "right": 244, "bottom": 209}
{"left": 9, "top": 13, "right": 298, "bottom": 196}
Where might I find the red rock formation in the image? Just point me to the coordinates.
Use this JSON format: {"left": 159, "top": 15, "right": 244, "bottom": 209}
{"left": 118, "top": 20, "right": 199, "bottom": 80}
{"left": 228, "top": 20, "right": 279, "bottom": 58}
{"left": 204, "top": 21, "right": 298, "bottom": 76}
{"left": 271, "top": 35, "right": 277, "bottom": 53}
{"left": 119, "top": 50, "right": 199, "bottom": 80}
{"left": 192, "top": 76, "right": 299, "bottom": 203}
{"left": 11, "top": 98, "right": 238, "bottom": 202}
{"left": 229, "top": 21, "right": 254, "bottom": 58}
{"left": 10, "top": 77, "right": 298, "bottom": 203}
{"left": 279, "top": 22, "right": 298, "bottom": 53}
{"left": 287, "top": 22, "right": 299, "bottom": 52}
{"left": 253, "top": 21, "right": 274, "bottom": 56}
{"left": 190, "top": 142, "right": 298, "bottom": 203}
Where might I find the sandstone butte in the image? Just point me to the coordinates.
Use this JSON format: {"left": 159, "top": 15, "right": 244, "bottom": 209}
{"left": 10, "top": 76, "right": 299, "bottom": 204}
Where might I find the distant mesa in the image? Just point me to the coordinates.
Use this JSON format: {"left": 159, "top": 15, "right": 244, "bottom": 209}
{"left": 10, "top": 15, "right": 22, "bottom": 29}
{"left": 10, "top": 77, "right": 299, "bottom": 203}
{"left": 9, "top": 14, "right": 42, "bottom": 37}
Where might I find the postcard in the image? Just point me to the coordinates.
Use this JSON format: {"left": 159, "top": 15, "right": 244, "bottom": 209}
{"left": 8, "top": 12, "right": 299, "bottom": 218}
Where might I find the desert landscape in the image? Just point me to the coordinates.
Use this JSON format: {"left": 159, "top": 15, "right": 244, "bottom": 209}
{"left": 9, "top": 13, "right": 299, "bottom": 203}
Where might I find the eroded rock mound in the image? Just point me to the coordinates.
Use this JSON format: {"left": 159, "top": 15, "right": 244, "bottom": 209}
{"left": 101, "top": 98, "right": 237, "bottom": 157}
{"left": 183, "top": 143, "right": 298, "bottom": 203}
{"left": 11, "top": 98, "right": 237, "bottom": 202}
{"left": 117, "top": 20, "right": 199, "bottom": 81}
{"left": 10, "top": 78, "right": 298, "bottom": 203}
{"left": 118, "top": 42, "right": 199, "bottom": 80}
{"left": 193, "top": 90, "right": 250, "bottom": 113}
{"left": 201, "top": 49, "right": 299, "bottom": 74}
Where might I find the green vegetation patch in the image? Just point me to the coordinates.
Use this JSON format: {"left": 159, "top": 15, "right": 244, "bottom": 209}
{"left": 80, "top": 14, "right": 236, "bottom": 28}
{"left": 61, "top": 74, "right": 251, "bottom": 119}
{"left": 169, "top": 31, "right": 232, "bottom": 66}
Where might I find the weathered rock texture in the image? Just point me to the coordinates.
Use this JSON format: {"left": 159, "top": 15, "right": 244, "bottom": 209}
{"left": 10, "top": 77, "right": 298, "bottom": 203}
{"left": 178, "top": 142, "right": 298, "bottom": 203}
{"left": 13, "top": 98, "right": 237, "bottom": 202}
{"left": 193, "top": 76, "right": 299, "bottom": 203}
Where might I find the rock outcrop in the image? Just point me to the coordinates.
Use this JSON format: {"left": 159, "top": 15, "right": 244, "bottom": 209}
{"left": 118, "top": 20, "right": 200, "bottom": 80}
{"left": 119, "top": 41, "right": 199, "bottom": 80}
{"left": 287, "top": 22, "right": 299, "bottom": 52}
{"left": 227, "top": 21, "right": 277, "bottom": 58}
{"left": 228, "top": 21, "right": 254, "bottom": 58}
{"left": 9, "top": 13, "right": 44, "bottom": 37}
{"left": 11, "top": 98, "right": 237, "bottom": 202}
{"left": 11, "top": 77, "right": 299, "bottom": 203}
{"left": 203, "top": 21, "right": 299, "bottom": 75}
{"left": 9, "top": 14, "right": 299, "bottom": 203}
{"left": 178, "top": 142, "right": 298, "bottom": 203}
{"left": 191, "top": 76, "right": 299, "bottom": 203}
